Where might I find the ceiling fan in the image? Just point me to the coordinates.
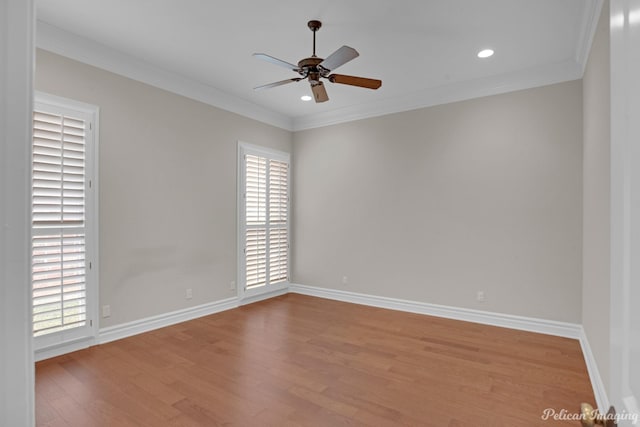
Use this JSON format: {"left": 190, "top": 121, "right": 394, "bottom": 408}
{"left": 253, "top": 20, "right": 382, "bottom": 103}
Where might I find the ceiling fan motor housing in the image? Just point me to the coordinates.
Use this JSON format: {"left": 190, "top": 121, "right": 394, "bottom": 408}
{"left": 297, "top": 57, "right": 327, "bottom": 83}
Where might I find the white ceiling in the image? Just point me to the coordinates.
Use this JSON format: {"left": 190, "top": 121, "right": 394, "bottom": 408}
{"left": 36, "top": 0, "right": 601, "bottom": 131}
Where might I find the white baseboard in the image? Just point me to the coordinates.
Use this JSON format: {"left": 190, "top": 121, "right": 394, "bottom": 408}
{"left": 579, "top": 328, "right": 610, "bottom": 412}
{"left": 289, "top": 283, "right": 609, "bottom": 412}
{"left": 239, "top": 286, "right": 288, "bottom": 306}
{"left": 98, "top": 297, "right": 238, "bottom": 345}
{"left": 35, "top": 336, "right": 95, "bottom": 362}
{"left": 289, "top": 283, "right": 582, "bottom": 338}
{"left": 623, "top": 396, "right": 639, "bottom": 425}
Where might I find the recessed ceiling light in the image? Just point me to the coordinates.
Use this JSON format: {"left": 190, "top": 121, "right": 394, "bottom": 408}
{"left": 300, "top": 95, "right": 312, "bottom": 101}
{"left": 477, "top": 49, "right": 494, "bottom": 58}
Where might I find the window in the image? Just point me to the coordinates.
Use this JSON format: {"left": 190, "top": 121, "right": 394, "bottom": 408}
{"left": 31, "top": 93, "right": 98, "bottom": 350}
{"left": 238, "top": 142, "right": 290, "bottom": 299}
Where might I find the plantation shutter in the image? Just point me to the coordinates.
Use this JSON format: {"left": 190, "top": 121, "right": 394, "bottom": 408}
{"left": 32, "top": 108, "right": 89, "bottom": 338}
{"left": 240, "top": 145, "right": 290, "bottom": 292}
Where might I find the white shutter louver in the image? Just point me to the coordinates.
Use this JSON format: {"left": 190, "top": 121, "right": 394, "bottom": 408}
{"left": 32, "top": 109, "right": 88, "bottom": 337}
{"left": 242, "top": 147, "right": 289, "bottom": 291}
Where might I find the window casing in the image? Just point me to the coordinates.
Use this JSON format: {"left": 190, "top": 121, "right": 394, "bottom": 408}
{"left": 31, "top": 93, "right": 98, "bottom": 351}
{"left": 238, "top": 142, "right": 290, "bottom": 299}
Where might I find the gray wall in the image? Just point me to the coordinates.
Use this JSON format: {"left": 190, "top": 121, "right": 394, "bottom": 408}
{"left": 292, "top": 81, "right": 584, "bottom": 323}
{"left": 582, "top": 0, "right": 610, "bottom": 394}
{"left": 36, "top": 47, "right": 587, "bottom": 329}
{"left": 35, "top": 49, "right": 292, "bottom": 328}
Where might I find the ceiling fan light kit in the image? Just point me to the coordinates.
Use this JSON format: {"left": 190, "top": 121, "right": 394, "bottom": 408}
{"left": 253, "top": 20, "right": 382, "bottom": 103}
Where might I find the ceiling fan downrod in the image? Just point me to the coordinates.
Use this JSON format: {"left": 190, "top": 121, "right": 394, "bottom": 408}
{"left": 308, "top": 20, "right": 322, "bottom": 57}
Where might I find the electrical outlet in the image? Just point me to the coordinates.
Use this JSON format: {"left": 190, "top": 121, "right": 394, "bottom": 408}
{"left": 186, "top": 288, "right": 193, "bottom": 299}
{"left": 102, "top": 305, "right": 111, "bottom": 318}
{"left": 477, "top": 291, "right": 486, "bottom": 302}
{"left": 230, "top": 281, "right": 236, "bottom": 290}
{"left": 342, "top": 276, "right": 348, "bottom": 285}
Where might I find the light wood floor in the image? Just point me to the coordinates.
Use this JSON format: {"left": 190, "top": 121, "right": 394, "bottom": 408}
{"left": 36, "top": 293, "right": 594, "bottom": 426}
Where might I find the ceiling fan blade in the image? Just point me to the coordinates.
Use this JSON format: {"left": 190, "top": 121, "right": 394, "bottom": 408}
{"left": 328, "top": 74, "right": 382, "bottom": 90}
{"left": 253, "top": 53, "right": 299, "bottom": 71}
{"left": 254, "top": 78, "right": 301, "bottom": 91}
{"left": 311, "top": 82, "right": 329, "bottom": 103}
{"left": 319, "top": 45, "right": 359, "bottom": 72}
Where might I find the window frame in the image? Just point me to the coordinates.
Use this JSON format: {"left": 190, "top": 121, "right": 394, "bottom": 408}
{"left": 237, "top": 141, "right": 291, "bottom": 302}
{"left": 32, "top": 92, "right": 99, "bottom": 354}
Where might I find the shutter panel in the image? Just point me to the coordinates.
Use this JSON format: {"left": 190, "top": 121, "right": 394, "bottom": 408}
{"left": 33, "top": 112, "right": 86, "bottom": 228}
{"left": 268, "top": 159, "right": 288, "bottom": 284}
{"left": 269, "top": 227, "right": 288, "bottom": 284}
{"left": 269, "top": 160, "right": 288, "bottom": 224}
{"left": 245, "top": 154, "right": 267, "bottom": 289}
{"left": 245, "top": 228, "right": 266, "bottom": 288}
{"left": 33, "top": 111, "right": 64, "bottom": 227}
{"left": 61, "top": 116, "right": 86, "bottom": 226}
{"left": 32, "top": 109, "right": 88, "bottom": 337}
{"left": 245, "top": 155, "right": 266, "bottom": 225}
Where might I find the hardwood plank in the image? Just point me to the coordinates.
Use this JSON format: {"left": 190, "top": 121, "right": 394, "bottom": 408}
{"left": 36, "top": 294, "right": 594, "bottom": 426}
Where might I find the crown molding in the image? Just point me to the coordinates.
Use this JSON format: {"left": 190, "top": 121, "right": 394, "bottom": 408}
{"left": 36, "top": 21, "right": 294, "bottom": 131}
{"left": 576, "top": 0, "right": 605, "bottom": 74}
{"left": 37, "top": 10, "right": 595, "bottom": 134}
{"left": 292, "top": 59, "right": 583, "bottom": 131}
